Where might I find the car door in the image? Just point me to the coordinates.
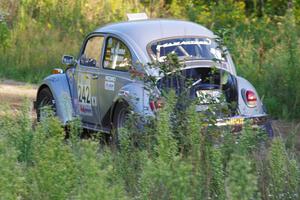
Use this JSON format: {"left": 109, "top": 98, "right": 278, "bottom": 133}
{"left": 74, "top": 35, "right": 105, "bottom": 126}
{"left": 99, "top": 36, "right": 133, "bottom": 117}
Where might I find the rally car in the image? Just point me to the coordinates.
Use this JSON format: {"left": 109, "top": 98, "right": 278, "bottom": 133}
{"left": 35, "top": 15, "right": 272, "bottom": 136}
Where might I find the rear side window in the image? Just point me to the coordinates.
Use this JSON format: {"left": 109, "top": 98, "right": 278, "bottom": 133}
{"left": 80, "top": 36, "right": 104, "bottom": 67}
{"left": 103, "top": 37, "right": 132, "bottom": 71}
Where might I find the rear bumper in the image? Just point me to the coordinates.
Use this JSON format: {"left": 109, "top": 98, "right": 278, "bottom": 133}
{"left": 215, "top": 114, "right": 268, "bottom": 126}
{"left": 214, "top": 114, "right": 273, "bottom": 136}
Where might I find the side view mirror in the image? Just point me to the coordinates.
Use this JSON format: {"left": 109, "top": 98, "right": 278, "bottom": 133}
{"left": 62, "top": 55, "right": 76, "bottom": 66}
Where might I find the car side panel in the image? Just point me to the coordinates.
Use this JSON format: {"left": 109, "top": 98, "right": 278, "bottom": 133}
{"left": 236, "top": 76, "right": 266, "bottom": 116}
{"left": 98, "top": 70, "right": 133, "bottom": 119}
{"left": 37, "top": 74, "right": 74, "bottom": 124}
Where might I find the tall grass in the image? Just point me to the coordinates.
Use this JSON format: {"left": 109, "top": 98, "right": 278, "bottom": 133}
{"left": 0, "top": 98, "right": 299, "bottom": 199}
{"left": 226, "top": 12, "right": 300, "bottom": 119}
{"left": 0, "top": 19, "right": 81, "bottom": 83}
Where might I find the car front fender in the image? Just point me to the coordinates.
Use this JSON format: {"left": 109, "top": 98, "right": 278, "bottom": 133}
{"left": 37, "top": 74, "right": 74, "bottom": 125}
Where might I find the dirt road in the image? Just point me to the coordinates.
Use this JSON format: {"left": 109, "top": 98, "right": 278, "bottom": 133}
{"left": 0, "top": 79, "right": 37, "bottom": 109}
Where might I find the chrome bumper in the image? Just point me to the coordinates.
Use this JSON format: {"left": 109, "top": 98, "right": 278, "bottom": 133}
{"left": 213, "top": 114, "right": 272, "bottom": 136}
{"left": 215, "top": 114, "right": 268, "bottom": 127}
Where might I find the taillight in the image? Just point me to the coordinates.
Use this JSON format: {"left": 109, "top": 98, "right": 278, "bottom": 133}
{"left": 244, "top": 90, "right": 257, "bottom": 107}
{"left": 149, "top": 99, "right": 164, "bottom": 111}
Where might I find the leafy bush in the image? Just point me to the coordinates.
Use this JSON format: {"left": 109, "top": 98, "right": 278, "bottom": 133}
{"left": 267, "top": 138, "right": 300, "bottom": 199}
{"left": 0, "top": 139, "right": 25, "bottom": 199}
{"left": 28, "top": 116, "right": 77, "bottom": 200}
{"left": 226, "top": 154, "right": 259, "bottom": 200}
{"left": 0, "top": 98, "right": 299, "bottom": 199}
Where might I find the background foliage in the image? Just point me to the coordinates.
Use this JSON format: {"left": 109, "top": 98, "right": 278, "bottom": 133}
{"left": 0, "top": 0, "right": 299, "bottom": 117}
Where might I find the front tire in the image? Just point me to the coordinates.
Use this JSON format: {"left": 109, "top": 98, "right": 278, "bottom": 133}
{"left": 36, "top": 87, "right": 56, "bottom": 122}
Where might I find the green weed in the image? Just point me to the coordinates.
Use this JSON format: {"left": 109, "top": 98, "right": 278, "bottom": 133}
{"left": 0, "top": 98, "right": 299, "bottom": 199}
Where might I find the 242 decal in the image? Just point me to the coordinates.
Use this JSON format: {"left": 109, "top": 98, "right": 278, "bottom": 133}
{"left": 78, "top": 85, "right": 91, "bottom": 104}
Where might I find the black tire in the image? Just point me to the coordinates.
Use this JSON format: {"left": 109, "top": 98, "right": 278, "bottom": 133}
{"left": 36, "top": 87, "right": 56, "bottom": 122}
{"left": 112, "top": 102, "right": 130, "bottom": 144}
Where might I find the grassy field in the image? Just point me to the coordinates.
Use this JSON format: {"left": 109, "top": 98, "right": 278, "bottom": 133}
{"left": 0, "top": 96, "right": 299, "bottom": 199}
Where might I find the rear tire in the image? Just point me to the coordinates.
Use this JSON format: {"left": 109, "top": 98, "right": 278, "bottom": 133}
{"left": 112, "top": 102, "right": 130, "bottom": 144}
{"left": 36, "top": 87, "right": 56, "bottom": 122}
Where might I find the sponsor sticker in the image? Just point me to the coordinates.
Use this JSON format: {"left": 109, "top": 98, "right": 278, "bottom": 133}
{"left": 105, "top": 81, "right": 115, "bottom": 91}
{"left": 79, "top": 104, "right": 93, "bottom": 116}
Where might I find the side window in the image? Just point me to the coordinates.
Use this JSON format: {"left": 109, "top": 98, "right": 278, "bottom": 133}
{"left": 103, "top": 37, "right": 132, "bottom": 71}
{"left": 80, "top": 36, "right": 104, "bottom": 67}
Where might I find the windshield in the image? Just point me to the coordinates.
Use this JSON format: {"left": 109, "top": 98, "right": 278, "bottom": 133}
{"left": 149, "top": 37, "right": 224, "bottom": 62}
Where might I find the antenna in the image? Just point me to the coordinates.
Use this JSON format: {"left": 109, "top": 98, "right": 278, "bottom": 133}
{"left": 127, "top": 13, "right": 148, "bottom": 21}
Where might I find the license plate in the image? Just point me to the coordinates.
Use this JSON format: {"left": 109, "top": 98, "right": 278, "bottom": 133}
{"left": 226, "top": 117, "right": 244, "bottom": 126}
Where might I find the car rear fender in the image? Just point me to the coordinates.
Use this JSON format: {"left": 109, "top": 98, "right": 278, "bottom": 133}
{"left": 37, "top": 74, "right": 74, "bottom": 124}
{"left": 112, "top": 82, "right": 154, "bottom": 118}
{"left": 236, "top": 76, "right": 266, "bottom": 116}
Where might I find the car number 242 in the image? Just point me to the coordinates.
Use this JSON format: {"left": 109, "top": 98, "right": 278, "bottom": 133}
{"left": 78, "top": 85, "right": 91, "bottom": 104}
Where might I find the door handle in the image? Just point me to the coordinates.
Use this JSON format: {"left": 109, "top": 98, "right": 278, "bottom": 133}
{"left": 91, "top": 74, "right": 99, "bottom": 79}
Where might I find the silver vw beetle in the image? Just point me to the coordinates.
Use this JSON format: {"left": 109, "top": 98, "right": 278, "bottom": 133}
{"left": 35, "top": 17, "right": 272, "bottom": 135}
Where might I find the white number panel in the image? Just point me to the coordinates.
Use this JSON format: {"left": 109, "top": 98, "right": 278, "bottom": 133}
{"left": 77, "top": 74, "right": 93, "bottom": 116}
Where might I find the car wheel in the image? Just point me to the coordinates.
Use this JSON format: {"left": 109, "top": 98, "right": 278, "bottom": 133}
{"left": 112, "top": 102, "right": 130, "bottom": 144}
{"left": 36, "top": 87, "right": 56, "bottom": 122}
